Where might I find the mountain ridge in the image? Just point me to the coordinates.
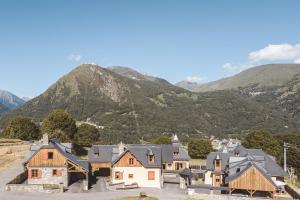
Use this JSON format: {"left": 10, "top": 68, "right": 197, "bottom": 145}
{"left": 1, "top": 64, "right": 299, "bottom": 143}
{"left": 0, "top": 89, "right": 25, "bottom": 109}
{"left": 176, "top": 64, "right": 300, "bottom": 92}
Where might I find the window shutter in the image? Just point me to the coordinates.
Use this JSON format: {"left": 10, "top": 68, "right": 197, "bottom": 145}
{"left": 119, "top": 172, "right": 123, "bottom": 180}
{"left": 28, "top": 170, "right": 32, "bottom": 178}
{"left": 57, "top": 169, "right": 62, "bottom": 176}
{"left": 38, "top": 169, "right": 42, "bottom": 178}
{"left": 148, "top": 171, "right": 155, "bottom": 180}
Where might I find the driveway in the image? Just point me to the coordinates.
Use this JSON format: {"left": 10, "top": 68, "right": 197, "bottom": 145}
{"left": 89, "top": 177, "right": 108, "bottom": 192}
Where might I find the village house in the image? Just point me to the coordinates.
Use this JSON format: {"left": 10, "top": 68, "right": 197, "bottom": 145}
{"left": 88, "top": 134, "right": 191, "bottom": 188}
{"left": 23, "top": 134, "right": 90, "bottom": 190}
{"left": 204, "top": 145, "right": 288, "bottom": 198}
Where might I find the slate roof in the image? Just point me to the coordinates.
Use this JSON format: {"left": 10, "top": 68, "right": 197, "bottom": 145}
{"left": 88, "top": 142, "right": 190, "bottom": 168}
{"left": 112, "top": 146, "right": 162, "bottom": 168}
{"left": 206, "top": 145, "right": 288, "bottom": 178}
{"left": 173, "top": 146, "right": 191, "bottom": 161}
{"left": 25, "top": 139, "right": 90, "bottom": 171}
{"left": 225, "top": 162, "right": 278, "bottom": 188}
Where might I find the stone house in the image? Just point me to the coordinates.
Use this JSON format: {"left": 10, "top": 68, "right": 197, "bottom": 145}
{"left": 88, "top": 134, "right": 191, "bottom": 188}
{"left": 23, "top": 134, "right": 90, "bottom": 189}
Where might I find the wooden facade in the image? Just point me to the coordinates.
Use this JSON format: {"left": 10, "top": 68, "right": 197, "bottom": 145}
{"left": 228, "top": 166, "right": 277, "bottom": 197}
{"left": 28, "top": 148, "right": 67, "bottom": 167}
{"left": 114, "top": 152, "right": 142, "bottom": 167}
{"left": 91, "top": 162, "right": 111, "bottom": 170}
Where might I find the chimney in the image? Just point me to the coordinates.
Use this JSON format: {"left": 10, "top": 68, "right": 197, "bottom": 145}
{"left": 43, "top": 133, "right": 49, "bottom": 145}
{"left": 118, "top": 141, "right": 125, "bottom": 155}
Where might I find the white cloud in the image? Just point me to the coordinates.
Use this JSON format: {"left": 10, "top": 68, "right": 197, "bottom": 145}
{"left": 68, "top": 54, "right": 82, "bottom": 62}
{"left": 294, "top": 58, "right": 300, "bottom": 64}
{"left": 222, "top": 63, "right": 237, "bottom": 72}
{"left": 222, "top": 43, "right": 300, "bottom": 75}
{"left": 249, "top": 43, "right": 300, "bottom": 63}
{"left": 185, "top": 76, "right": 206, "bottom": 83}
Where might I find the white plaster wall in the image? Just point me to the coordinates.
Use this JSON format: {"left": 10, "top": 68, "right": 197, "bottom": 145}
{"left": 204, "top": 171, "right": 213, "bottom": 185}
{"left": 112, "top": 166, "right": 161, "bottom": 188}
{"left": 28, "top": 167, "right": 68, "bottom": 187}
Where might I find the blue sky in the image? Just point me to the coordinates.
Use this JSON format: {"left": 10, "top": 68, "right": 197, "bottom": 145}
{"left": 1, "top": 0, "right": 300, "bottom": 97}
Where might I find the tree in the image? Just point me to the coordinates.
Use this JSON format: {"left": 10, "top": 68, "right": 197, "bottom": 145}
{"left": 242, "top": 130, "right": 282, "bottom": 159}
{"left": 42, "top": 109, "right": 77, "bottom": 141}
{"left": 74, "top": 124, "right": 100, "bottom": 147}
{"left": 275, "top": 134, "right": 300, "bottom": 173}
{"left": 188, "top": 139, "right": 213, "bottom": 159}
{"left": 2, "top": 116, "right": 40, "bottom": 140}
{"left": 153, "top": 135, "right": 172, "bottom": 144}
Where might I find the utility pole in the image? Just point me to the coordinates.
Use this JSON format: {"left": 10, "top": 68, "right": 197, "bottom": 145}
{"left": 284, "top": 142, "right": 288, "bottom": 172}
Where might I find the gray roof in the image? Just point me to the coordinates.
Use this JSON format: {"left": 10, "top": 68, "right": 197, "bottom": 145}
{"left": 88, "top": 143, "right": 190, "bottom": 167}
{"left": 225, "top": 162, "right": 277, "bottom": 188}
{"left": 113, "top": 146, "right": 162, "bottom": 168}
{"left": 88, "top": 145, "right": 117, "bottom": 163}
{"left": 207, "top": 152, "right": 231, "bottom": 171}
{"left": 206, "top": 145, "right": 287, "bottom": 177}
{"left": 25, "top": 139, "right": 90, "bottom": 171}
{"left": 173, "top": 146, "right": 191, "bottom": 161}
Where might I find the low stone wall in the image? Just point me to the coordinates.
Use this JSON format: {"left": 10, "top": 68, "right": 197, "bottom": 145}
{"left": 6, "top": 184, "right": 63, "bottom": 193}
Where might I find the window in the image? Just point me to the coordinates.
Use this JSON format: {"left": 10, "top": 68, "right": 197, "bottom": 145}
{"left": 31, "top": 169, "right": 39, "bottom": 178}
{"left": 216, "top": 177, "right": 220, "bottom": 182}
{"left": 129, "top": 158, "right": 134, "bottom": 165}
{"left": 149, "top": 155, "right": 154, "bottom": 163}
{"left": 162, "top": 164, "right": 166, "bottom": 169}
{"left": 48, "top": 152, "right": 54, "bottom": 159}
{"left": 236, "top": 168, "right": 240, "bottom": 173}
{"left": 215, "top": 160, "right": 220, "bottom": 167}
{"left": 176, "top": 163, "right": 183, "bottom": 170}
{"left": 115, "top": 172, "right": 123, "bottom": 180}
{"left": 128, "top": 174, "right": 134, "bottom": 179}
{"left": 52, "top": 169, "right": 61, "bottom": 176}
{"left": 148, "top": 171, "right": 155, "bottom": 180}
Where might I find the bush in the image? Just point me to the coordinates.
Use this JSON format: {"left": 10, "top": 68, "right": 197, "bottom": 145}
{"left": 188, "top": 139, "right": 213, "bottom": 159}
{"left": 2, "top": 116, "right": 40, "bottom": 140}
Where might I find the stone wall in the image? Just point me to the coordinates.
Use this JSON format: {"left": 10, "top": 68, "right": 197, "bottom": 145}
{"left": 28, "top": 167, "right": 68, "bottom": 187}
{"left": 6, "top": 184, "right": 63, "bottom": 193}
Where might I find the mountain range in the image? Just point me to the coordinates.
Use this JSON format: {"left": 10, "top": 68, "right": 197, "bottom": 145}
{"left": 0, "top": 89, "right": 25, "bottom": 117}
{"left": 176, "top": 64, "right": 300, "bottom": 92}
{"left": 1, "top": 64, "right": 300, "bottom": 143}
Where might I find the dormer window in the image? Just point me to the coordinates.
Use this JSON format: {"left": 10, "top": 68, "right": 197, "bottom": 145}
{"left": 215, "top": 160, "right": 220, "bottom": 167}
{"left": 149, "top": 155, "right": 154, "bottom": 163}
{"left": 147, "top": 148, "right": 155, "bottom": 163}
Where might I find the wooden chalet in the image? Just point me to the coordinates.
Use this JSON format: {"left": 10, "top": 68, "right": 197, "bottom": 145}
{"left": 24, "top": 134, "right": 90, "bottom": 189}
{"left": 205, "top": 145, "right": 288, "bottom": 198}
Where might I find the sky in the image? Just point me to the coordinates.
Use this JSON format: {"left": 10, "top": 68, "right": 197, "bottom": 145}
{"left": 0, "top": 0, "right": 300, "bottom": 97}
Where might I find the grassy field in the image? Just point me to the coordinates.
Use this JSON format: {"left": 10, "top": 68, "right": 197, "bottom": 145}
{"left": 0, "top": 139, "right": 29, "bottom": 171}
